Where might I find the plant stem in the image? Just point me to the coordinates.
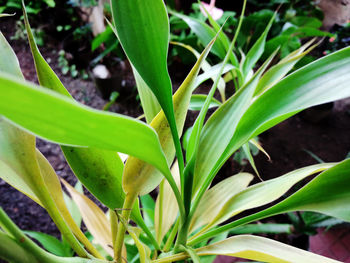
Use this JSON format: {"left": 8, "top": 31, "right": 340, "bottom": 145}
{"left": 136, "top": 215, "right": 161, "bottom": 251}
{"left": 163, "top": 219, "right": 179, "bottom": 252}
{"left": 152, "top": 252, "right": 188, "bottom": 263}
{"left": 0, "top": 231, "right": 38, "bottom": 263}
{"left": 157, "top": 180, "right": 165, "bottom": 243}
{"left": 174, "top": 217, "right": 191, "bottom": 252}
{"left": 167, "top": 114, "right": 185, "bottom": 198}
{"left": 0, "top": 207, "right": 60, "bottom": 263}
{"left": 114, "top": 193, "right": 137, "bottom": 262}
{"left": 110, "top": 209, "right": 118, "bottom": 248}
{"left": 0, "top": 230, "right": 108, "bottom": 263}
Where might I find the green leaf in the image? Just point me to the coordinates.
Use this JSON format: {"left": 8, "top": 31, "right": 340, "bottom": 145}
{"left": 241, "top": 143, "right": 260, "bottom": 178}
{"left": 221, "top": 46, "right": 350, "bottom": 171}
{"left": 22, "top": 2, "right": 69, "bottom": 97}
{"left": 242, "top": 12, "right": 275, "bottom": 79}
{"left": 140, "top": 194, "right": 156, "bottom": 228}
{"left": 24, "top": 231, "right": 69, "bottom": 257}
{"left": 189, "top": 94, "right": 221, "bottom": 111}
{"left": 43, "top": 0, "right": 55, "bottom": 7}
{"left": 290, "top": 16, "right": 322, "bottom": 28}
{"left": 255, "top": 159, "right": 350, "bottom": 222}
{"left": 193, "top": 48, "right": 278, "bottom": 194}
{"left": 63, "top": 182, "right": 83, "bottom": 228}
{"left": 0, "top": 158, "right": 41, "bottom": 205}
{"left": 91, "top": 26, "right": 114, "bottom": 51}
{"left": 198, "top": 3, "right": 239, "bottom": 67}
{"left": 0, "top": 32, "right": 23, "bottom": 78}
{"left": 171, "top": 41, "right": 233, "bottom": 100}
{"left": 128, "top": 227, "right": 152, "bottom": 263}
{"left": 111, "top": 0, "right": 172, "bottom": 110}
{"left": 171, "top": 12, "right": 227, "bottom": 58}
{"left": 195, "top": 46, "right": 350, "bottom": 199}
{"left": 229, "top": 223, "right": 292, "bottom": 235}
{"left": 23, "top": 5, "right": 132, "bottom": 217}
{"left": 0, "top": 72, "right": 169, "bottom": 178}
{"left": 0, "top": 29, "right": 97, "bottom": 258}
{"left": 133, "top": 67, "right": 161, "bottom": 124}
{"left": 193, "top": 62, "right": 235, "bottom": 92}
{"left": 62, "top": 147, "right": 125, "bottom": 210}
{"left": 254, "top": 39, "right": 317, "bottom": 96}
{"left": 36, "top": 150, "right": 101, "bottom": 258}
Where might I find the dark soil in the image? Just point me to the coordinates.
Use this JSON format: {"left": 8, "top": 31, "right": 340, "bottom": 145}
{"left": 1, "top": 13, "right": 350, "bottom": 251}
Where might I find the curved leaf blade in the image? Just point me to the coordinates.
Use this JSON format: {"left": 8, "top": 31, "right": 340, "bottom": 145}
{"left": 0, "top": 32, "right": 23, "bottom": 78}
{"left": 205, "top": 163, "right": 335, "bottom": 229}
{"left": 189, "top": 94, "right": 221, "bottom": 111}
{"left": 196, "top": 235, "right": 339, "bottom": 263}
{"left": 223, "top": 46, "right": 350, "bottom": 168}
{"left": 171, "top": 12, "right": 226, "bottom": 58}
{"left": 190, "top": 160, "right": 350, "bottom": 245}
{"left": 193, "top": 49, "right": 278, "bottom": 192}
{"left": 111, "top": 0, "right": 178, "bottom": 147}
{"left": 22, "top": 2, "right": 69, "bottom": 96}
{"left": 189, "top": 173, "right": 253, "bottom": 234}
{"left": 0, "top": 73, "right": 169, "bottom": 178}
{"left": 258, "top": 159, "right": 350, "bottom": 222}
{"left": 242, "top": 13, "right": 275, "bottom": 78}
{"left": 196, "top": 46, "right": 350, "bottom": 196}
{"left": 133, "top": 68, "right": 161, "bottom": 124}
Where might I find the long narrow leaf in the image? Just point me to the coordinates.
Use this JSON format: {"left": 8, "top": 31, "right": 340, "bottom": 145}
{"left": 191, "top": 160, "right": 350, "bottom": 245}
{"left": 133, "top": 68, "right": 161, "bottom": 124}
{"left": 0, "top": 33, "right": 88, "bottom": 257}
{"left": 242, "top": 12, "right": 276, "bottom": 78}
{"left": 189, "top": 173, "right": 253, "bottom": 234}
{"left": 196, "top": 235, "right": 339, "bottom": 263}
{"left": 254, "top": 39, "right": 317, "bottom": 96}
{"left": 0, "top": 73, "right": 169, "bottom": 178}
{"left": 220, "top": 46, "right": 350, "bottom": 174}
{"left": 193, "top": 49, "right": 278, "bottom": 193}
{"left": 196, "top": 46, "right": 350, "bottom": 198}
{"left": 201, "top": 163, "right": 334, "bottom": 231}
{"left": 171, "top": 12, "right": 226, "bottom": 58}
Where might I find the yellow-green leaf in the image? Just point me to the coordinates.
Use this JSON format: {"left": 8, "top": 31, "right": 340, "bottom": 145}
{"left": 203, "top": 163, "right": 334, "bottom": 231}
{"left": 62, "top": 180, "right": 113, "bottom": 257}
{"left": 196, "top": 235, "right": 340, "bottom": 263}
{"left": 155, "top": 162, "right": 180, "bottom": 243}
{"left": 189, "top": 173, "right": 253, "bottom": 234}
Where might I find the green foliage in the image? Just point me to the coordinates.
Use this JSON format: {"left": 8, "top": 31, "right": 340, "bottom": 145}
{"left": 0, "top": 1, "right": 350, "bottom": 263}
{"left": 0, "top": 0, "right": 55, "bottom": 15}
